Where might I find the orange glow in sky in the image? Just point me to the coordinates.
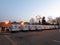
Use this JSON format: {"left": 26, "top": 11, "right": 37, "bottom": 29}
{"left": 5, "top": 21, "right": 9, "bottom": 24}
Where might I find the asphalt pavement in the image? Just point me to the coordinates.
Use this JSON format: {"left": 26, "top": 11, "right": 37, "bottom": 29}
{"left": 0, "top": 35, "right": 12, "bottom": 45}
{"left": 0, "top": 29, "right": 60, "bottom": 45}
{"left": 8, "top": 29, "right": 60, "bottom": 45}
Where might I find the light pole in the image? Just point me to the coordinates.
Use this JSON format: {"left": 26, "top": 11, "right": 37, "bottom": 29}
{"left": 4, "top": 21, "right": 10, "bottom": 32}
{"left": 20, "top": 21, "right": 24, "bottom": 30}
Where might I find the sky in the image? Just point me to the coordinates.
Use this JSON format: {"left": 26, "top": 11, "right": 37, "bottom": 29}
{"left": 0, "top": 0, "right": 60, "bottom": 22}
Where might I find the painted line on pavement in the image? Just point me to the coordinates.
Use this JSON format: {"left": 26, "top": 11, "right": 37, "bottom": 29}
{"left": 52, "top": 40, "right": 60, "bottom": 43}
{"left": 4, "top": 35, "right": 17, "bottom": 45}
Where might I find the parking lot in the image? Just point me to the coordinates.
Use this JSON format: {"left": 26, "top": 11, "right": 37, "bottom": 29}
{"left": 0, "top": 29, "right": 60, "bottom": 45}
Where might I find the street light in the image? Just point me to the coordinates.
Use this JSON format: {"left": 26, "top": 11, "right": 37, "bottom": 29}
{"left": 20, "top": 21, "right": 25, "bottom": 30}
{"left": 4, "top": 21, "right": 9, "bottom": 32}
{"left": 5, "top": 21, "right": 9, "bottom": 25}
{"left": 20, "top": 21, "right": 24, "bottom": 26}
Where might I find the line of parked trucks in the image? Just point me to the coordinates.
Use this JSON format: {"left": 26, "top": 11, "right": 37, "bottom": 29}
{"left": 6, "top": 23, "right": 59, "bottom": 32}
